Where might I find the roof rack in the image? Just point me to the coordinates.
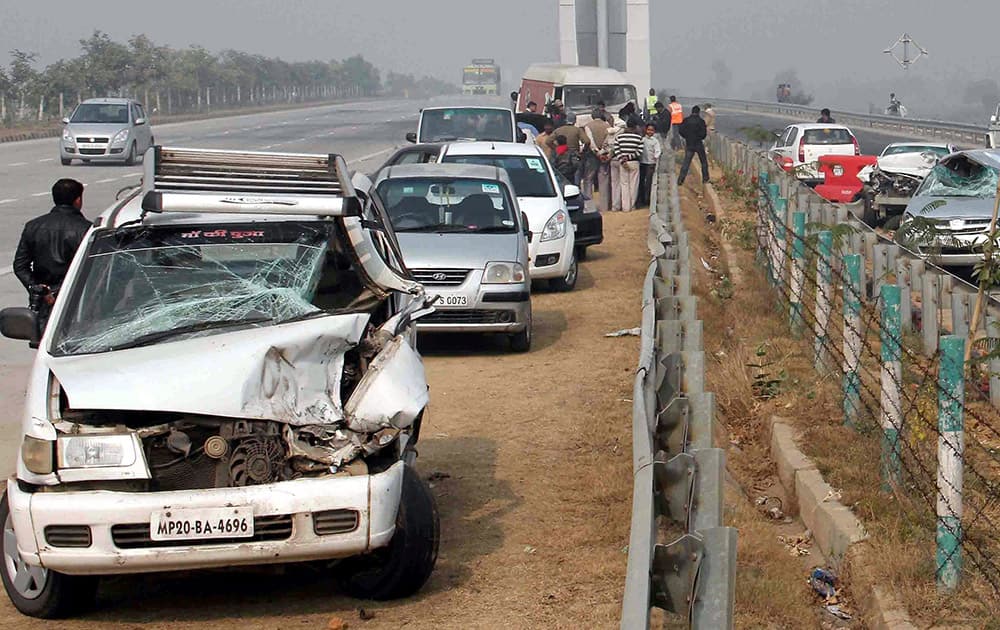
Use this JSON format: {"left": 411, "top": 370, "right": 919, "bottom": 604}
{"left": 140, "top": 146, "right": 360, "bottom": 216}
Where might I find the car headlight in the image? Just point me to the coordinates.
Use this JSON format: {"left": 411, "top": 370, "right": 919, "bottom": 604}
{"left": 483, "top": 261, "right": 526, "bottom": 284}
{"left": 540, "top": 210, "right": 568, "bottom": 242}
{"left": 111, "top": 128, "right": 130, "bottom": 145}
{"left": 62, "top": 128, "right": 74, "bottom": 142}
{"left": 21, "top": 436, "right": 54, "bottom": 474}
{"left": 57, "top": 434, "right": 138, "bottom": 469}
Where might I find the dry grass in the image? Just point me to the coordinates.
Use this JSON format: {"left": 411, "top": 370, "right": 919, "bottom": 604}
{"left": 703, "top": 170, "right": 1000, "bottom": 628}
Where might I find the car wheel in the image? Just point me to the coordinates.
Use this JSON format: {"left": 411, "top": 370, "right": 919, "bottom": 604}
{"left": 549, "top": 254, "right": 578, "bottom": 292}
{"left": 124, "top": 142, "right": 136, "bottom": 166}
{"left": 509, "top": 310, "right": 532, "bottom": 352}
{"left": 60, "top": 158, "right": 71, "bottom": 166}
{"left": 575, "top": 245, "right": 588, "bottom": 262}
{"left": 338, "top": 465, "right": 439, "bottom": 600}
{"left": 883, "top": 214, "right": 902, "bottom": 231}
{"left": 0, "top": 492, "right": 98, "bottom": 618}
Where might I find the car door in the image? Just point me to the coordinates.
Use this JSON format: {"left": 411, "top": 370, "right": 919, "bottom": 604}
{"left": 135, "top": 104, "right": 152, "bottom": 150}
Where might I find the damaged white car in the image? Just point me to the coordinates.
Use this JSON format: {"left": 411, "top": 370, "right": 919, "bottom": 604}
{"left": 0, "top": 147, "right": 439, "bottom": 618}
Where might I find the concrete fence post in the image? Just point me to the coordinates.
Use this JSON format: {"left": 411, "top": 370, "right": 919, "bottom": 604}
{"left": 987, "top": 313, "right": 1000, "bottom": 410}
{"left": 843, "top": 254, "right": 863, "bottom": 428}
{"left": 951, "top": 292, "right": 971, "bottom": 338}
{"left": 880, "top": 285, "right": 903, "bottom": 490}
{"left": 815, "top": 230, "right": 833, "bottom": 372}
{"left": 896, "top": 257, "right": 914, "bottom": 332}
{"left": 922, "top": 273, "right": 941, "bottom": 357}
{"left": 790, "top": 212, "right": 806, "bottom": 333}
{"left": 774, "top": 198, "right": 788, "bottom": 292}
{"left": 873, "top": 244, "right": 890, "bottom": 299}
{"left": 936, "top": 335, "right": 965, "bottom": 592}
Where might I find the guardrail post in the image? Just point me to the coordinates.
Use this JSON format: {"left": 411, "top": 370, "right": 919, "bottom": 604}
{"left": 880, "top": 284, "right": 903, "bottom": 490}
{"left": 691, "top": 527, "right": 737, "bottom": 630}
{"left": 843, "top": 254, "right": 862, "bottom": 428}
{"left": 951, "top": 292, "right": 971, "bottom": 338}
{"left": 774, "top": 198, "right": 788, "bottom": 292}
{"left": 988, "top": 313, "right": 1000, "bottom": 410}
{"left": 790, "top": 212, "right": 806, "bottom": 333}
{"left": 936, "top": 335, "right": 965, "bottom": 592}
{"left": 815, "top": 230, "right": 833, "bottom": 372}
{"left": 873, "top": 244, "right": 890, "bottom": 300}
{"left": 922, "top": 272, "right": 940, "bottom": 357}
{"left": 896, "top": 257, "right": 914, "bottom": 332}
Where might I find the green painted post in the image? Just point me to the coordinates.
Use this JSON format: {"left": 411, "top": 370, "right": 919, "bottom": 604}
{"left": 814, "top": 231, "right": 833, "bottom": 371}
{"left": 880, "top": 284, "right": 902, "bottom": 490}
{"left": 790, "top": 212, "right": 806, "bottom": 332}
{"left": 773, "top": 198, "right": 788, "bottom": 291}
{"left": 937, "top": 335, "right": 965, "bottom": 592}
{"left": 757, "top": 170, "right": 769, "bottom": 266}
{"left": 843, "top": 254, "right": 862, "bottom": 428}
{"left": 767, "top": 183, "right": 780, "bottom": 286}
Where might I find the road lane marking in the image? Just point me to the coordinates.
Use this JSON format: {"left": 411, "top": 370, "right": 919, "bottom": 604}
{"left": 7, "top": 162, "right": 27, "bottom": 167}
{"left": 0, "top": 199, "right": 17, "bottom": 205}
{"left": 30, "top": 192, "right": 48, "bottom": 197}
{"left": 37, "top": 158, "right": 54, "bottom": 163}
{"left": 352, "top": 147, "right": 394, "bottom": 163}
{"left": 96, "top": 178, "right": 117, "bottom": 184}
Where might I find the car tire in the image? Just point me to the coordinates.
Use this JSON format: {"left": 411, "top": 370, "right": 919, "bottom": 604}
{"left": 883, "top": 214, "right": 902, "bottom": 231}
{"left": 575, "top": 245, "right": 588, "bottom": 262}
{"left": 549, "top": 254, "right": 578, "bottom": 292}
{"left": 0, "top": 492, "right": 98, "bottom": 619}
{"left": 124, "top": 142, "right": 136, "bottom": 167}
{"left": 60, "top": 158, "right": 71, "bottom": 166}
{"left": 509, "top": 311, "right": 532, "bottom": 352}
{"left": 338, "top": 465, "right": 439, "bottom": 600}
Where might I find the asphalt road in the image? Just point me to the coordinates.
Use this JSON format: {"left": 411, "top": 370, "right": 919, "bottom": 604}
{"left": 0, "top": 95, "right": 487, "bottom": 471}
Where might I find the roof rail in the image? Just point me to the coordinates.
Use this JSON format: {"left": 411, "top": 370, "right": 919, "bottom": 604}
{"left": 139, "top": 146, "right": 361, "bottom": 217}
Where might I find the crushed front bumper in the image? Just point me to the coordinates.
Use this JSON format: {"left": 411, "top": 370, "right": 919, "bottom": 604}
{"left": 7, "top": 461, "right": 404, "bottom": 575}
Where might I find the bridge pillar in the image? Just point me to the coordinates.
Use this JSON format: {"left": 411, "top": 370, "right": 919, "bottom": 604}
{"left": 559, "top": 0, "right": 651, "bottom": 94}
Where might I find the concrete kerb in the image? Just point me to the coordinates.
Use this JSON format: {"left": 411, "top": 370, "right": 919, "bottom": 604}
{"left": 767, "top": 417, "right": 917, "bottom": 630}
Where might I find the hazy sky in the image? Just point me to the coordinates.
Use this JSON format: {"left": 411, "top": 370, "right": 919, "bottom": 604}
{"left": 2, "top": 0, "right": 998, "bottom": 118}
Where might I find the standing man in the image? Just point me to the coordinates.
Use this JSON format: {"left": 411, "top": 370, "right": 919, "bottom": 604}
{"left": 816, "top": 108, "right": 835, "bottom": 124}
{"left": 677, "top": 106, "right": 709, "bottom": 187}
{"left": 13, "top": 178, "right": 91, "bottom": 337}
{"left": 584, "top": 110, "right": 612, "bottom": 205}
{"left": 615, "top": 117, "right": 644, "bottom": 212}
{"left": 668, "top": 96, "right": 684, "bottom": 149}
{"left": 703, "top": 103, "right": 717, "bottom": 133}
{"left": 527, "top": 101, "right": 539, "bottom": 113}
{"left": 645, "top": 88, "right": 658, "bottom": 119}
{"left": 535, "top": 122, "right": 556, "bottom": 161}
{"left": 652, "top": 102, "right": 671, "bottom": 152}
{"left": 638, "top": 123, "right": 662, "bottom": 208}
{"left": 548, "top": 112, "right": 589, "bottom": 155}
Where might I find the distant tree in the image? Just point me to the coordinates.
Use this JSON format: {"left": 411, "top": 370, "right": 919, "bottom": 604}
{"left": 78, "top": 31, "right": 131, "bottom": 96}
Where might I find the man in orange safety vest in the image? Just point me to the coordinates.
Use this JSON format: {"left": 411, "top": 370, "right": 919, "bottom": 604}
{"left": 668, "top": 96, "right": 684, "bottom": 149}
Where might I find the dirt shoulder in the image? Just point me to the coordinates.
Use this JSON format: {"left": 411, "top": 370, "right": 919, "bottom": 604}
{"left": 0, "top": 212, "right": 648, "bottom": 630}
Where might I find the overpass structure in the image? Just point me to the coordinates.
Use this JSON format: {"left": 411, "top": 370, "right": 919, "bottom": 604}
{"left": 558, "top": 0, "right": 651, "bottom": 96}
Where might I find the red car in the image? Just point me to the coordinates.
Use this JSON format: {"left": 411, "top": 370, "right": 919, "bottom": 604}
{"left": 814, "top": 154, "right": 877, "bottom": 203}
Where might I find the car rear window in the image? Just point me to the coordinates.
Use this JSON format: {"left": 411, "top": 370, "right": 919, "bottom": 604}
{"left": 803, "top": 129, "right": 854, "bottom": 145}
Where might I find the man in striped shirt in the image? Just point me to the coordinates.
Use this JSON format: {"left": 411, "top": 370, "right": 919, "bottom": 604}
{"left": 614, "top": 117, "right": 644, "bottom": 212}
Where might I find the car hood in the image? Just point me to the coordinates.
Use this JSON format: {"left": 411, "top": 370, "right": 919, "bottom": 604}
{"left": 65, "top": 122, "right": 129, "bottom": 137}
{"left": 396, "top": 232, "right": 517, "bottom": 268}
{"left": 877, "top": 152, "right": 937, "bottom": 178}
{"left": 517, "top": 196, "right": 563, "bottom": 230}
{"left": 905, "top": 195, "right": 997, "bottom": 220}
{"left": 47, "top": 314, "right": 373, "bottom": 424}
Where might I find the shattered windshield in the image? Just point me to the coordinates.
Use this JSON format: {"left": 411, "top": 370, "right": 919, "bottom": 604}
{"left": 915, "top": 159, "right": 1000, "bottom": 198}
{"left": 882, "top": 144, "right": 951, "bottom": 158}
{"left": 376, "top": 177, "right": 517, "bottom": 233}
{"left": 52, "top": 222, "right": 375, "bottom": 356}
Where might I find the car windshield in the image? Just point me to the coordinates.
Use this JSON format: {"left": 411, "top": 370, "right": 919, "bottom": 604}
{"left": 803, "top": 129, "right": 854, "bottom": 145}
{"left": 70, "top": 104, "right": 129, "bottom": 124}
{"left": 882, "top": 144, "right": 951, "bottom": 158}
{"left": 52, "top": 221, "right": 375, "bottom": 356}
{"left": 441, "top": 155, "right": 556, "bottom": 197}
{"left": 562, "top": 85, "right": 637, "bottom": 112}
{"left": 376, "top": 177, "right": 517, "bottom": 233}
{"left": 915, "top": 158, "right": 1000, "bottom": 198}
{"left": 419, "top": 108, "right": 512, "bottom": 142}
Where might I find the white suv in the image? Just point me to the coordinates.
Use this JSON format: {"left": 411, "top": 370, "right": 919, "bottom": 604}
{"left": 437, "top": 142, "right": 578, "bottom": 291}
{"left": 0, "top": 147, "right": 439, "bottom": 618}
{"left": 768, "top": 123, "right": 860, "bottom": 184}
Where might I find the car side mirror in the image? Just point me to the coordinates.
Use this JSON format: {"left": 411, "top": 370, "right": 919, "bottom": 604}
{"left": 134, "top": 118, "right": 146, "bottom": 126}
{"left": 0, "top": 307, "right": 38, "bottom": 344}
{"left": 510, "top": 91, "right": 519, "bottom": 102}
{"left": 62, "top": 117, "right": 70, "bottom": 125}
{"left": 521, "top": 211, "right": 532, "bottom": 242}
{"left": 516, "top": 130, "right": 527, "bottom": 143}
{"left": 563, "top": 184, "right": 581, "bottom": 199}
{"left": 405, "top": 132, "right": 417, "bottom": 144}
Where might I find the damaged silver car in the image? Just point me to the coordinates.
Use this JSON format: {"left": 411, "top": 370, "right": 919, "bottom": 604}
{"left": 0, "top": 147, "right": 439, "bottom": 618}
{"left": 896, "top": 149, "right": 1000, "bottom": 266}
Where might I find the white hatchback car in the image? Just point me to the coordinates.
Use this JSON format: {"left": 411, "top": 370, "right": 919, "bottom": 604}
{"left": 437, "top": 142, "right": 578, "bottom": 291}
{"left": 768, "top": 123, "right": 860, "bottom": 184}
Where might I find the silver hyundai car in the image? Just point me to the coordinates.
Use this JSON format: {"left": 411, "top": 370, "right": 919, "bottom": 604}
{"left": 60, "top": 98, "right": 154, "bottom": 166}
{"left": 373, "top": 163, "right": 533, "bottom": 351}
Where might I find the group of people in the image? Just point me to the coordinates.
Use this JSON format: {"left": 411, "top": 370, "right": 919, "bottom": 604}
{"left": 519, "top": 93, "right": 713, "bottom": 212}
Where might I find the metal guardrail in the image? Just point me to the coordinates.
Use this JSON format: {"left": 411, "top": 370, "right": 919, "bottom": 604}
{"left": 683, "top": 96, "right": 988, "bottom": 146}
{"left": 620, "top": 158, "right": 737, "bottom": 629}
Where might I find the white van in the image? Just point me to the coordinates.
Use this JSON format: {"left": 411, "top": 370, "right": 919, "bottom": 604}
{"left": 514, "top": 63, "right": 638, "bottom": 125}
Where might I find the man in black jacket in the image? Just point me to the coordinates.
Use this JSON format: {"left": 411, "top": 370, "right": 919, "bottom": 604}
{"left": 651, "top": 102, "right": 671, "bottom": 151}
{"left": 677, "top": 106, "right": 709, "bottom": 186}
{"left": 13, "top": 179, "right": 91, "bottom": 329}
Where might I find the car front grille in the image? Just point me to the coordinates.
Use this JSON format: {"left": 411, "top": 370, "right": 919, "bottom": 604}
{"left": 78, "top": 148, "right": 106, "bottom": 156}
{"left": 421, "top": 309, "right": 514, "bottom": 324}
{"left": 411, "top": 268, "right": 471, "bottom": 286}
{"left": 76, "top": 137, "right": 109, "bottom": 144}
{"left": 312, "top": 509, "right": 359, "bottom": 536}
{"left": 44, "top": 525, "right": 92, "bottom": 548}
{"left": 111, "top": 514, "right": 293, "bottom": 549}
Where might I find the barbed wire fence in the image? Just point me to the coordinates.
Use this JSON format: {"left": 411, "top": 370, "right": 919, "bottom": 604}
{"left": 707, "top": 132, "right": 1000, "bottom": 600}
